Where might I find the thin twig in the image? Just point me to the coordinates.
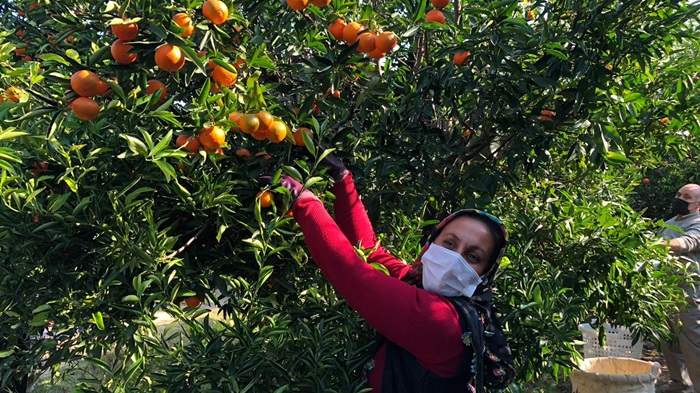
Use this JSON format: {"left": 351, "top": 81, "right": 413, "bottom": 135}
{"left": 163, "top": 220, "right": 211, "bottom": 260}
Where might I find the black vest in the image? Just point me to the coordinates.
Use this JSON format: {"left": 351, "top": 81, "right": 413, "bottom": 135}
{"left": 370, "top": 298, "right": 476, "bottom": 393}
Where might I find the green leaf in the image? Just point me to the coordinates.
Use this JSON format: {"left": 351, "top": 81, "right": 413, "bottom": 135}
{"left": 281, "top": 165, "right": 303, "bottom": 181}
{"left": 0, "top": 349, "right": 14, "bottom": 359}
{"left": 150, "top": 131, "right": 173, "bottom": 157}
{"left": 303, "top": 176, "right": 324, "bottom": 189}
{"left": 153, "top": 160, "right": 176, "bottom": 182}
{"left": 125, "top": 187, "right": 155, "bottom": 205}
{"left": 48, "top": 192, "right": 71, "bottom": 213}
{"left": 83, "top": 357, "right": 111, "bottom": 374}
{"left": 32, "top": 304, "right": 52, "bottom": 314}
{"left": 124, "top": 356, "right": 143, "bottom": 383}
{"left": 92, "top": 311, "right": 105, "bottom": 330}
{"left": 122, "top": 295, "right": 140, "bottom": 303}
{"left": 604, "top": 151, "right": 633, "bottom": 165}
{"left": 37, "top": 53, "right": 71, "bottom": 66}
{"left": 623, "top": 92, "right": 643, "bottom": 102}
{"left": 121, "top": 134, "right": 149, "bottom": 157}
{"left": 72, "top": 196, "right": 93, "bottom": 216}
{"left": 0, "top": 129, "right": 29, "bottom": 141}
{"left": 64, "top": 177, "right": 78, "bottom": 193}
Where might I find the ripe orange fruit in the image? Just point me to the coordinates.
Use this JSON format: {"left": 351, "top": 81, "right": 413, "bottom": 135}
{"left": 252, "top": 129, "right": 268, "bottom": 141}
{"left": 155, "top": 44, "right": 185, "bottom": 72}
{"left": 310, "top": 0, "right": 331, "bottom": 6}
{"left": 210, "top": 65, "right": 237, "bottom": 87}
{"left": 5, "top": 87, "right": 22, "bottom": 103}
{"left": 255, "top": 151, "right": 271, "bottom": 160}
{"left": 235, "top": 148, "right": 251, "bottom": 159}
{"left": 70, "top": 70, "right": 103, "bottom": 97}
{"left": 293, "top": 127, "right": 312, "bottom": 146}
{"left": 229, "top": 111, "right": 243, "bottom": 130}
{"left": 426, "top": 9, "right": 445, "bottom": 24}
{"left": 111, "top": 39, "right": 138, "bottom": 64}
{"left": 111, "top": 19, "right": 139, "bottom": 41}
{"left": 199, "top": 126, "right": 226, "bottom": 151}
{"left": 287, "top": 0, "right": 309, "bottom": 10}
{"left": 172, "top": 13, "right": 195, "bottom": 37}
{"left": 432, "top": 0, "right": 450, "bottom": 8}
{"left": 526, "top": 10, "right": 535, "bottom": 20}
{"left": 30, "top": 161, "right": 49, "bottom": 176}
{"left": 661, "top": 117, "right": 670, "bottom": 125}
{"left": 266, "top": 121, "right": 288, "bottom": 143}
{"left": 343, "top": 22, "right": 365, "bottom": 45}
{"left": 453, "top": 51, "right": 470, "bottom": 66}
{"left": 356, "top": 32, "right": 376, "bottom": 53}
{"left": 98, "top": 80, "right": 110, "bottom": 96}
{"left": 368, "top": 48, "right": 386, "bottom": 59}
{"left": 239, "top": 114, "right": 260, "bottom": 134}
{"left": 642, "top": 178, "right": 650, "bottom": 185}
{"left": 375, "top": 31, "right": 398, "bottom": 53}
{"left": 175, "top": 135, "right": 201, "bottom": 153}
{"left": 15, "top": 48, "right": 26, "bottom": 56}
{"left": 202, "top": 0, "right": 228, "bottom": 25}
{"left": 256, "top": 111, "right": 274, "bottom": 132}
{"left": 540, "top": 109, "right": 556, "bottom": 121}
{"left": 233, "top": 57, "right": 245, "bottom": 70}
{"left": 329, "top": 19, "right": 347, "bottom": 41}
{"left": 257, "top": 190, "right": 274, "bottom": 208}
{"left": 184, "top": 296, "right": 202, "bottom": 308}
{"left": 71, "top": 97, "right": 100, "bottom": 121}
{"left": 325, "top": 87, "right": 341, "bottom": 99}
{"left": 146, "top": 80, "right": 167, "bottom": 107}
{"left": 462, "top": 129, "right": 471, "bottom": 137}
{"left": 16, "top": 29, "right": 25, "bottom": 38}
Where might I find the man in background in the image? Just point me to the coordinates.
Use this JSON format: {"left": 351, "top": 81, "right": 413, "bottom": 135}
{"left": 659, "top": 183, "right": 700, "bottom": 393}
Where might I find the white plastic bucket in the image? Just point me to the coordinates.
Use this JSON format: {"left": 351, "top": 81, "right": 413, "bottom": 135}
{"left": 570, "top": 357, "right": 661, "bottom": 393}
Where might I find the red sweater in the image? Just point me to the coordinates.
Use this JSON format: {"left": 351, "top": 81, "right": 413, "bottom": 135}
{"left": 292, "top": 175, "right": 465, "bottom": 392}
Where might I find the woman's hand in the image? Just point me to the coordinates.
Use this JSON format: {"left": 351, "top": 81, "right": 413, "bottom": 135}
{"left": 321, "top": 148, "right": 350, "bottom": 183}
{"left": 261, "top": 174, "right": 317, "bottom": 203}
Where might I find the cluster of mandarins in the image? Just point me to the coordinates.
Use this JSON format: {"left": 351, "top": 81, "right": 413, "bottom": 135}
{"left": 426, "top": 0, "right": 451, "bottom": 25}
{"left": 67, "top": 0, "right": 234, "bottom": 123}
{"left": 328, "top": 19, "right": 399, "bottom": 59}
{"left": 175, "top": 125, "right": 227, "bottom": 156}
{"left": 227, "top": 111, "right": 290, "bottom": 144}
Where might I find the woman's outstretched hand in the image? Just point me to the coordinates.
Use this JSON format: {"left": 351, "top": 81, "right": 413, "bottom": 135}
{"left": 260, "top": 173, "right": 317, "bottom": 203}
{"left": 321, "top": 148, "right": 350, "bottom": 183}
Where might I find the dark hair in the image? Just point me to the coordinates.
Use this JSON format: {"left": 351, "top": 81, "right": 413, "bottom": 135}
{"left": 460, "top": 211, "right": 507, "bottom": 267}
{"left": 402, "top": 210, "right": 508, "bottom": 287}
{"left": 430, "top": 211, "right": 507, "bottom": 269}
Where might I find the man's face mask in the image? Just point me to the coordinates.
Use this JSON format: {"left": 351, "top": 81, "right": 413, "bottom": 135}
{"left": 672, "top": 198, "right": 691, "bottom": 216}
{"left": 421, "top": 244, "right": 482, "bottom": 298}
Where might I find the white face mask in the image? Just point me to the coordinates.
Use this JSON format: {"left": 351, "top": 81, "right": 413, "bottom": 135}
{"left": 421, "top": 244, "right": 483, "bottom": 297}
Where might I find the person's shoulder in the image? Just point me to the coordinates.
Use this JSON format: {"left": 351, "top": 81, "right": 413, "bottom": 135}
{"left": 687, "top": 213, "right": 700, "bottom": 225}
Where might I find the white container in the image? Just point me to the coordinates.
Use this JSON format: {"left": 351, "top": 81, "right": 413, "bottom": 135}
{"left": 578, "top": 323, "right": 644, "bottom": 359}
{"left": 570, "top": 357, "right": 661, "bottom": 393}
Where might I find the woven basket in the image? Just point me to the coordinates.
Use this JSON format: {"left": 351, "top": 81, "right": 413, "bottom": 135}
{"left": 570, "top": 357, "right": 660, "bottom": 393}
{"left": 578, "top": 323, "right": 644, "bottom": 359}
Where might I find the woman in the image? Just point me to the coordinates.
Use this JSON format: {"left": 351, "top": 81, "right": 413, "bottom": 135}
{"left": 267, "top": 155, "right": 515, "bottom": 392}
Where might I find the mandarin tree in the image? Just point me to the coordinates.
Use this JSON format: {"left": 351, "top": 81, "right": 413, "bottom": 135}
{"left": 1, "top": 0, "right": 700, "bottom": 391}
